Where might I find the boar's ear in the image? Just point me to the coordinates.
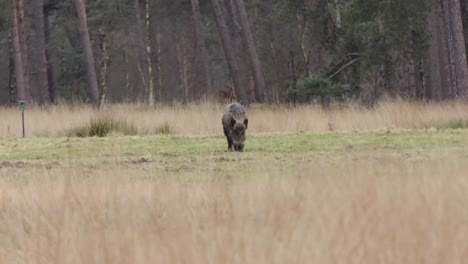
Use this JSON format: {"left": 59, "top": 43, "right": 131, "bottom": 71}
{"left": 244, "top": 118, "right": 248, "bottom": 128}
{"left": 230, "top": 118, "right": 236, "bottom": 128}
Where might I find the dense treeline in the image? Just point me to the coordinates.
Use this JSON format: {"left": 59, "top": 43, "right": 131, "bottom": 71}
{"left": 0, "top": 0, "right": 467, "bottom": 106}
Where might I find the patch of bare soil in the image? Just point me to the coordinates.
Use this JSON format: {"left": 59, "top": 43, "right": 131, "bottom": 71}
{"left": 124, "top": 157, "right": 156, "bottom": 165}
{"left": 0, "top": 161, "right": 29, "bottom": 169}
{"left": 212, "top": 157, "right": 254, "bottom": 162}
{"left": 165, "top": 164, "right": 194, "bottom": 173}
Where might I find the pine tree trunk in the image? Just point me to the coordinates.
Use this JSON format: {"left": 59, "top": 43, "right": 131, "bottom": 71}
{"left": 297, "top": 14, "right": 311, "bottom": 77}
{"left": 191, "top": 0, "right": 213, "bottom": 96}
{"left": 211, "top": 0, "right": 248, "bottom": 105}
{"left": 16, "top": 0, "right": 30, "bottom": 101}
{"left": 59, "top": 57, "right": 69, "bottom": 96}
{"left": 437, "top": 0, "right": 452, "bottom": 99}
{"left": 44, "top": 6, "right": 57, "bottom": 103}
{"left": 8, "top": 31, "right": 16, "bottom": 104}
{"left": 176, "top": 32, "right": 190, "bottom": 102}
{"left": 123, "top": 49, "right": 132, "bottom": 101}
{"left": 224, "top": 0, "right": 248, "bottom": 97}
{"left": 134, "top": 0, "right": 146, "bottom": 101}
{"left": 424, "top": 0, "right": 447, "bottom": 100}
{"left": 156, "top": 22, "right": 163, "bottom": 102}
{"left": 224, "top": 0, "right": 242, "bottom": 49}
{"left": 74, "top": 0, "right": 99, "bottom": 107}
{"left": 235, "top": 0, "right": 266, "bottom": 102}
{"left": 99, "top": 29, "right": 109, "bottom": 110}
{"left": 449, "top": 0, "right": 468, "bottom": 98}
{"left": 442, "top": 0, "right": 458, "bottom": 98}
{"left": 12, "top": 0, "right": 27, "bottom": 102}
{"left": 462, "top": 0, "right": 468, "bottom": 59}
{"left": 437, "top": 2, "right": 452, "bottom": 99}
{"left": 270, "top": 39, "right": 280, "bottom": 103}
{"left": 441, "top": 0, "right": 468, "bottom": 98}
{"left": 28, "top": 0, "right": 50, "bottom": 104}
{"left": 145, "top": 0, "right": 155, "bottom": 106}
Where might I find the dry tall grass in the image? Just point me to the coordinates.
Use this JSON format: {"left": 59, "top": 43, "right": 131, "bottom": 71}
{"left": 2, "top": 100, "right": 468, "bottom": 263}
{"left": 1, "top": 100, "right": 468, "bottom": 137}
{"left": 1, "top": 156, "right": 468, "bottom": 263}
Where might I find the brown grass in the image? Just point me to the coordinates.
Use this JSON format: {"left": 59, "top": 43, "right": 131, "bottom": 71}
{"left": 2, "top": 101, "right": 468, "bottom": 263}
{"left": 1, "top": 155, "right": 468, "bottom": 263}
{"left": 1, "top": 100, "right": 468, "bottom": 138}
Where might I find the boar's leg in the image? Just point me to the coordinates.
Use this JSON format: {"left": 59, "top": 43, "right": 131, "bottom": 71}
{"left": 223, "top": 126, "right": 233, "bottom": 151}
{"left": 228, "top": 138, "right": 233, "bottom": 151}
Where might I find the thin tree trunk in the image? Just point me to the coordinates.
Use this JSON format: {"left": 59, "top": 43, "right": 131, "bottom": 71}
{"left": 16, "top": 0, "right": 30, "bottom": 101}
{"left": 59, "top": 56, "right": 70, "bottom": 96}
{"left": 176, "top": 32, "right": 190, "bottom": 102}
{"left": 335, "top": 0, "right": 342, "bottom": 28}
{"left": 442, "top": 0, "right": 458, "bottom": 98}
{"left": 270, "top": 39, "right": 280, "bottom": 103}
{"left": 183, "top": 41, "right": 190, "bottom": 102}
{"left": 225, "top": 0, "right": 242, "bottom": 48}
{"left": 74, "top": 0, "right": 99, "bottom": 107}
{"left": 145, "top": 0, "right": 155, "bottom": 106}
{"left": 224, "top": 0, "right": 248, "bottom": 97}
{"left": 29, "top": 0, "right": 50, "bottom": 104}
{"left": 99, "top": 29, "right": 109, "bottom": 110}
{"left": 12, "top": 0, "right": 27, "bottom": 102}
{"left": 156, "top": 22, "right": 163, "bottom": 102}
{"left": 122, "top": 18, "right": 132, "bottom": 101}
{"left": 436, "top": 0, "right": 451, "bottom": 100}
{"left": 8, "top": 31, "right": 16, "bottom": 104}
{"left": 449, "top": 0, "right": 468, "bottom": 98}
{"left": 211, "top": 0, "right": 248, "bottom": 104}
{"left": 462, "top": 0, "right": 468, "bottom": 58}
{"left": 424, "top": 0, "right": 443, "bottom": 100}
{"left": 123, "top": 49, "right": 132, "bottom": 101}
{"left": 263, "top": 0, "right": 277, "bottom": 103}
{"left": 134, "top": 0, "right": 146, "bottom": 101}
{"left": 235, "top": 0, "right": 267, "bottom": 102}
{"left": 191, "top": 0, "right": 213, "bottom": 95}
{"left": 441, "top": 0, "right": 468, "bottom": 98}
{"left": 44, "top": 6, "right": 57, "bottom": 103}
{"left": 297, "top": 14, "right": 311, "bottom": 77}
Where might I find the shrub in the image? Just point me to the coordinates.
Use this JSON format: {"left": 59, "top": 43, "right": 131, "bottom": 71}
{"left": 287, "top": 76, "right": 346, "bottom": 104}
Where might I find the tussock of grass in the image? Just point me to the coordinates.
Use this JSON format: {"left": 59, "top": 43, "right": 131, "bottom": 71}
{"left": 448, "top": 120, "right": 468, "bottom": 129}
{"left": 68, "top": 117, "right": 137, "bottom": 137}
{"left": 423, "top": 119, "right": 468, "bottom": 130}
{"left": 155, "top": 122, "right": 175, "bottom": 135}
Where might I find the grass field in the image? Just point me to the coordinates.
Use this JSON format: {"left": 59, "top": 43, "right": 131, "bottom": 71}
{"left": 1, "top": 100, "right": 468, "bottom": 137}
{"left": 1, "top": 102, "right": 468, "bottom": 263}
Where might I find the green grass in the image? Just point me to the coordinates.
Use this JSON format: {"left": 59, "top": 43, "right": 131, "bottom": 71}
{"left": 1, "top": 130, "right": 467, "bottom": 171}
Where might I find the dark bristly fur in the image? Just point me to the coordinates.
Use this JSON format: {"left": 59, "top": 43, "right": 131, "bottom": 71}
{"left": 222, "top": 103, "right": 248, "bottom": 152}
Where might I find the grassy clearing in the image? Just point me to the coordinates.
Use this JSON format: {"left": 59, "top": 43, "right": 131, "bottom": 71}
{"left": 2, "top": 102, "right": 468, "bottom": 263}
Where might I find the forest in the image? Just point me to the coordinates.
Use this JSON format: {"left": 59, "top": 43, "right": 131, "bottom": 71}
{"left": 0, "top": 0, "right": 468, "bottom": 107}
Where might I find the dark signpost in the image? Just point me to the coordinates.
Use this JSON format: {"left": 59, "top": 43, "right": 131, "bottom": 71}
{"left": 19, "top": 101, "right": 27, "bottom": 138}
